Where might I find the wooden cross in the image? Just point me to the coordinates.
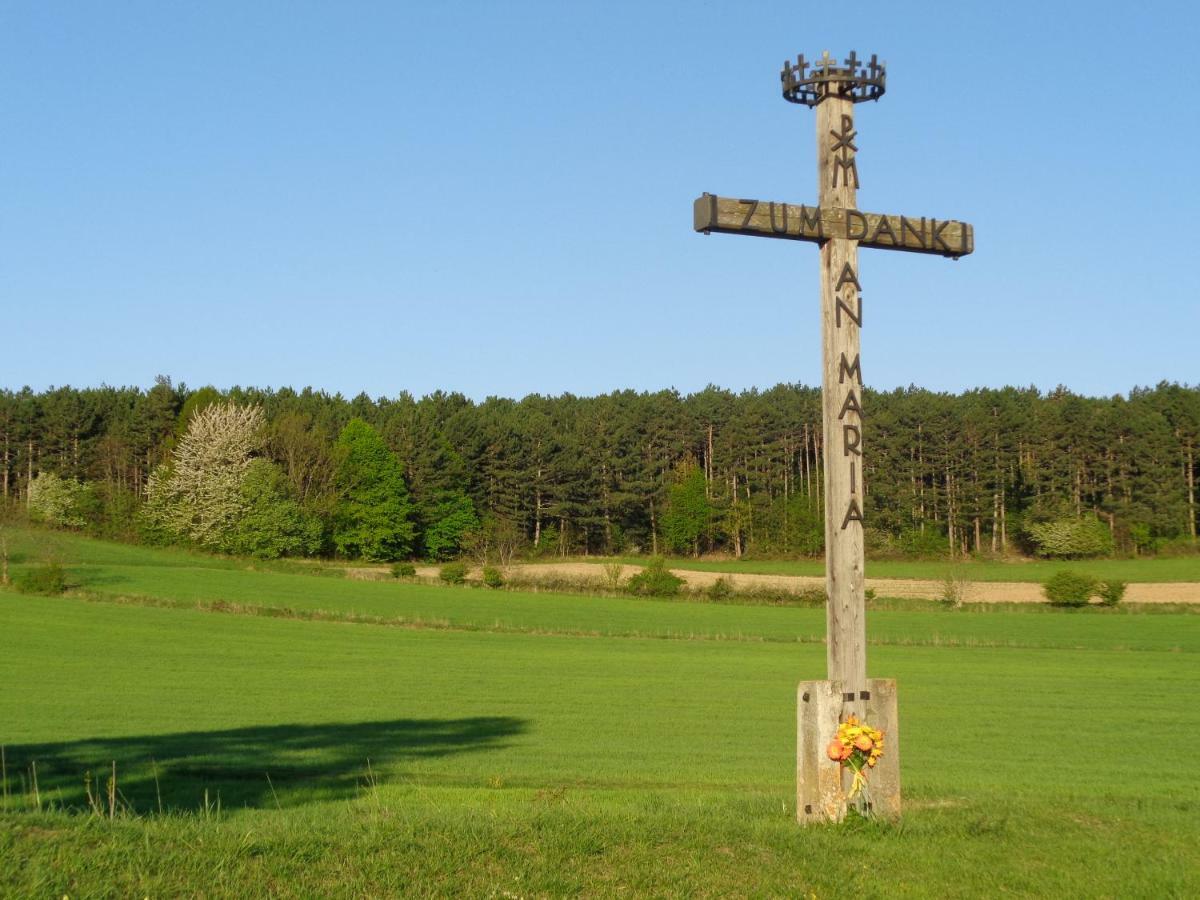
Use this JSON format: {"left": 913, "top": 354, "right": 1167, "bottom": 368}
{"left": 693, "top": 51, "right": 974, "bottom": 822}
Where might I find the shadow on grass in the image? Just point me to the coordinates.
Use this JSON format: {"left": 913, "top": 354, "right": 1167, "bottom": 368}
{"left": 3, "top": 716, "right": 527, "bottom": 814}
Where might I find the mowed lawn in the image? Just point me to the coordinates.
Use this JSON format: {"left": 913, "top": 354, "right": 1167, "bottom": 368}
{"left": 1, "top": 532, "right": 1198, "bottom": 896}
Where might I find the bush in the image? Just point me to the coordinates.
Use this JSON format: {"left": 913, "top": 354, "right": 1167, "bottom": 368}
{"left": 1042, "top": 571, "right": 1097, "bottom": 607}
{"left": 391, "top": 562, "right": 416, "bottom": 578}
{"left": 439, "top": 561, "right": 468, "bottom": 585}
{"left": 625, "top": 557, "right": 683, "bottom": 597}
{"left": 14, "top": 562, "right": 67, "bottom": 596}
{"left": 1026, "top": 517, "right": 1113, "bottom": 559}
{"left": 707, "top": 576, "right": 734, "bottom": 602}
{"left": 482, "top": 566, "right": 504, "bottom": 589}
{"left": 1096, "top": 579, "right": 1126, "bottom": 606}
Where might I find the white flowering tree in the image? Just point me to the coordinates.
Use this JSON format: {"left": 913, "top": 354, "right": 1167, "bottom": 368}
{"left": 28, "top": 472, "right": 88, "bottom": 529}
{"left": 144, "top": 402, "right": 265, "bottom": 549}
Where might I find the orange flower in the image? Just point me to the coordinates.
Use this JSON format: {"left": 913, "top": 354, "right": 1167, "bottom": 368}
{"left": 853, "top": 734, "right": 874, "bottom": 752}
{"left": 826, "top": 739, "right": 850, "bottom": 761}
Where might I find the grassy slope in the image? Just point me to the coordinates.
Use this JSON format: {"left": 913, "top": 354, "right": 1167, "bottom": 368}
{"left": 1, "top": 529, "right": 1198, "bottom": 895}
{"left": 8, "top": 528, "right": 1200, "bottom": 651}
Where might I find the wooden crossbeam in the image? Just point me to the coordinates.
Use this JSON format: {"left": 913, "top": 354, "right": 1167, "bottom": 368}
{"left": 693, "top": 193, "right": 973, "bottom": 258}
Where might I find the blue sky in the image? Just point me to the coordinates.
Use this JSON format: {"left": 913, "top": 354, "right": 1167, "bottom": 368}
{"left": 2, "top": 1, "right": 1196, "bottom": 400}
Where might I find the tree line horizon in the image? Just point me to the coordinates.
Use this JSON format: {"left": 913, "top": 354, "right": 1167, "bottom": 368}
{"left": 3, "top": 378, "right": 1197, "bottom": 561}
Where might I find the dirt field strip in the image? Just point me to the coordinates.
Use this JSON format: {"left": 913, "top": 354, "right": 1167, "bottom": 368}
{"left": 394, "top": 562, "right": 1200, "bottom": 604}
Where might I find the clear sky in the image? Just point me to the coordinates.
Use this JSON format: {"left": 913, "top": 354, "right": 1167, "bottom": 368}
{"left": 2, "top": 1, "right": 1197, "bottom": 400}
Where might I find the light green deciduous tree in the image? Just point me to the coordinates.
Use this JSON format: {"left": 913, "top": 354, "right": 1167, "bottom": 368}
{"left": 332, "top": 419, "right": 415, "bottom": 561}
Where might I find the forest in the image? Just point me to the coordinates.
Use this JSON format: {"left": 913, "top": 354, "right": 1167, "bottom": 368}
{"left": 2, "top": 379, "right": 1197, "bottom": 561}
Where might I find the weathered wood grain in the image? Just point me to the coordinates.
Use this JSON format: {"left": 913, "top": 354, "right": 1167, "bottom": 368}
{"left": 818, "top": 94, "right": 868, "bottom": 722}
{"left": 796, "top": 679, "right": 844, "bottom": 823}
{"left": 862, "top": 678, "right": 901, "bottom": 820}
{"left": 693, "top": 193, "right": 974, "bottom": 258}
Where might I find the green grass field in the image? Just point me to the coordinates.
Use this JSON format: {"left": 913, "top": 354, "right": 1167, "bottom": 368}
{"left": 2, "top": 529, "right": 1199, "bottom": 896}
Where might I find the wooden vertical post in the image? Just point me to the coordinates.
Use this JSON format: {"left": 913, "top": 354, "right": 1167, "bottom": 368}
{"left": 817, "top": 89, "right": 867, "bottom": 716}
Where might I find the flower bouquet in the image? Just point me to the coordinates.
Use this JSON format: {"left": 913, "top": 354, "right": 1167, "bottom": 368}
{"left": 825, "top": 714, "right": 884, "bottom": 817}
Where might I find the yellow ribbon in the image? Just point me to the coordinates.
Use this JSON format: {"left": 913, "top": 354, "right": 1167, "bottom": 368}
{"left": 848, "top": 766, "right": 868, "bottom": 799}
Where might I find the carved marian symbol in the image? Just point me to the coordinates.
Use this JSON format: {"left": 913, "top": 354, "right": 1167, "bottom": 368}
{"left": 836, "top": 260, "right": 864, "bottom": 531}
{"left": 830, "top": 114, "right": 859, "bottom": 189}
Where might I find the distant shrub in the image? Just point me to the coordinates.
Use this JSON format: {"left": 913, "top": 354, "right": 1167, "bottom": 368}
{"left": 391, "top": 562, "right": 416, "bottom": 578}
{"left": 939, "top": 569, "right": 971, "bottom": 607}
{"left": 1026, "top": 517, "right": 1113, "bottom": 559}
{"left": 1096, "top": 579, "right": 1126, "bottom": 606}
{"left": 439, "top": 561, "right": 468, "bottom": 585}
{"left": 14, "top": 562, "right": 67, "bottom": 596}
{"left": 1042, "top": 571, "right": 1097, "bottom": 607}
{"left": 482, "top": 566, "right": 504, "bottom": 589}
{"left": 625, "top": 557, "right": 683, "bottom": 597}
{"left": 707, "top": 576, "right": 734, "bottom": 602}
